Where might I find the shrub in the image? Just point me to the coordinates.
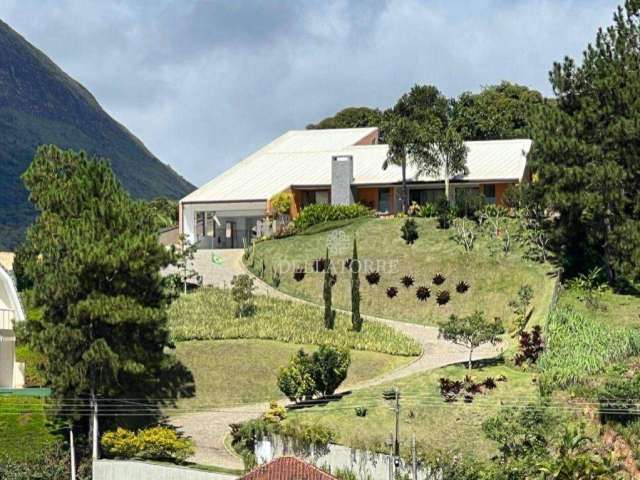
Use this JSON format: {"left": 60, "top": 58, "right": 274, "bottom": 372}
{"left": 365, "top": 271, "right": 380, "bottom": 285}
{"left": 354, "top": 407, "right": 368, "bottom": 417}
{"left": 329, "top": 273, "right": 338, "bottom": 286}
{"left": 598, "top": 369, "right": 640, "bottom": 424}
{"left": 509, "top": 285, "right": 534, "bottom": 333}
{"left": 436, "top": 290, "right": 450, "bottom": 305}
{"left": 294, "top": 204, "right": 372, "bottom": 230}
{"left": 415, "top": 202, "right": 438, "bottom": 218}
{"left": 456, "top": 281, "right": 470, "bottom": 294}
{"left": 514, "top": 326, "right": 544, "bottom": 366}
{"left": 231, "top": 274, "right": 256, "bottom": 318}
{"left": 451, "top": 217, "right": 476, "bottom": 253}
{"left": 432, "top": 273, "right": 446, "bottom": 285}
{"left": 280, "top": 418, "right": 334, "bottom": 446}
{"left": 263, "top": 401, "right": 287, "bottom": 424}
{"left": 386, "top": 286, "right": 398, "bottom": 298}
{"left": 538, "top": 307, "right": 640, "bottom": 392}
{"left": 416, "top": 286, "right": 431, "bottom": 301}
{"left": 277, "top": 350, "right": 317, "bottom": 401}
{"left": 400, "top": 218, "right": 419, "bottom": 244}
{"left": 400, "top": 275, "right": 414, "bottom": 288}
{"left": 271, "top": 268, "right": 281, "bottom": 288}
{"left": 270, "top": 192, "right": 292, "bottom": 215}
{"left": 322, "top": 250, "right": 336, "bottom": 330}
{"left": 313, "top": 258, "right": 327, "bottom": 272}
{"left": 293, "top": 267, "right": 306, "bottom": 282}
{"left": 101, "top": 426, "right": 194, "bottom": 463}
{"left": 454, "top": 190, "right": 485, "bottom": 218}
{"left": 435, "top": 197, "right": 452, "bottom": 229}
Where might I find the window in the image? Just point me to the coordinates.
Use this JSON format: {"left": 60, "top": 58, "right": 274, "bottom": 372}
{"left": 409, "top": 188, "right": 445, "bottom": 205}
{"left": 315, "top": 191, "right": 329, "bottom": 205}
{"left": 378, "top": 188, "right": 390, "bottom": 212}
{"left": 483, "top": 184, "right": 496, "bottom": 204}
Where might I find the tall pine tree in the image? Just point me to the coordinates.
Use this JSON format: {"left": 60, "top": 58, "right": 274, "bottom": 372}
{"left": 529, "top": 1, "right": 640, "bottom": 285}
{"left": 350, "top": 239, "right": 362, "bottom": 332}
{"left": 20, "top": 146, "right": 191, "bottom": 436}
{"left": 323, "top": 248, "right": 335, "bottom": 330}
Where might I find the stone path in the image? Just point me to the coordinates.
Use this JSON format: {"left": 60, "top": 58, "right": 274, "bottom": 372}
{"left": 170, "top": 249, "right": 502, "bottom": 470}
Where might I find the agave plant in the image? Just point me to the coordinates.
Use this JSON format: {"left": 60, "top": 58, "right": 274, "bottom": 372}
{"left": 366, "top": 271, "right": 381, "bottom": 285}
{"left": 415, "top": 286, "right": 431, "bottom": 301}
{"left": 432, "top": 273, "right": 446, "bottom": 285}
{"left": 313, "top": 258, "right": 327, "bottom": 272}
{"left": 456, "top": 280, "right": 470, "bottom": 294}
{"left": 293, "top": 267, "right": 306, "bottom": 282}
{"left": 386, "top": 286, "right": 398, "bottom": 299}
{"left": 483, "top": 377, "right": 497, "bottom": 390}
{"left": 401, "top": 275, "right": 415, "bottom": 288}
{"left": 436, "top": 290, "right": 450, "bottom": 305}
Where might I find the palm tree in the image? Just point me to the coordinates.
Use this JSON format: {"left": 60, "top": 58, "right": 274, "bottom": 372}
{"left": 381, "top": 116, "right": 418, "bottom": 213}
{"left": 413, "top": 126, "right": 468, "bottom": 203}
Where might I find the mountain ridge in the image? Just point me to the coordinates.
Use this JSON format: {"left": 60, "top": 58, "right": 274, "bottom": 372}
{"left": 0, "top": 18, "right": 195, "bottom": 250}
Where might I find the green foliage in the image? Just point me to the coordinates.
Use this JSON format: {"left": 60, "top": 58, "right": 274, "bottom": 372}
{"left": 280, "top": 418, "right": 335, "bottom": 446}
{"left": 528, "top": 2, "right": 640, "bottom": 285}
{"left": 508, "top": 284, "right": 534, "bottom": 333}
{"left": 19, "top": 145, "right": 189, "bottom": 427}
{"left": 598, "top": 366, "right": 640, "bottom": 424}
{"left": 435, "top": 197, "right": 453, "bottom": 229}
{"left": 438, "top": 312, "right": 504, "bottom": 369}
{"left": 147, "top": 197, "right": 178, "bottom": 228}
{"left": 14, "top": 345, "right": 46, "bottom": 387}
{"left": 306, "top": 107, "right": 383, "bottom": 131}
{"left": 229, "top": 418, "right": 276, "bottom": 470}
{"left": 323, "top": 249, "right": 336, "bottom": 330}
{"left": 263, "top": 401, "right": 287, "bottom": 424}
{"left": 294, "top": 204, "right": 372, "bottom": 231}
{"left": 0, "top": 397, "right": 55, "bottom": 461}
{"left": 350, "top": 239, "right": 362, "bottom": 332}
{"left": 538, "top": 307, "right": 640, "bottom": 392}
{"left": 269, "top": 192, "right": 292, "bottom": 215}
{"left": 451, "top": 82, "right": 544, "bottom": 140}
{"left": 0, "top": 441, "right": 91, "bottom": 480}
{"left": 451, "top": 218, "right": 476, "bottom": 253}
{"left": 168, "top": 288, "right": 420, "bottom": 355}
{"left": 277, "top": 346, "right": 350, "bottom": 400}
{"left": 400, "top": 218, "right": 419, "bottom": 244}
{"left": 454, "top": 190, "right": 485, "bottom": 219}
{"left": 101, "top": 426, "right": 194, "bottom": 463}
{"left": 231, "top": 274, "right": 256, "bottom": 318}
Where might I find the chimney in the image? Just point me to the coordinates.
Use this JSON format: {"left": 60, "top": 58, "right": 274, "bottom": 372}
{"left": 331, "top": 155, "right": 354, "bottom": 205}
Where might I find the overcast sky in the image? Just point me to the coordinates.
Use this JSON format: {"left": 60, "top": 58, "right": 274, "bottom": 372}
{"left": 0, "top": 0, "right": 621, "bottom": 186}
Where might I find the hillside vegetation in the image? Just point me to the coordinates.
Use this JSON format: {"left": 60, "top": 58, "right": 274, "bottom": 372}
{"left": 250, "top": 218, "right": 556, "bottom": 328}
{"left": 0, "top": 20, "right": 194, "bottom": 249}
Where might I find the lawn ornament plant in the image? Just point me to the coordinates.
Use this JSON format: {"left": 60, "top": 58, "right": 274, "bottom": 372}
{"left": 293, "top": 267, "right": 306, "bottom": 282}
{"left": 416, "top": 286, "right": 431, "bottom": 301}
{"left": 456, "top": 281, "right": 470, "bottom": 294}
{"left": 386, "top": 286, "right": 398, "bottom": 299}
{"left": 401, "top": 275, "right": 415, "bottom": 288}
{"left": 365, "top": 271, "right": 381, "bottom": 285}
{"left": 432, "top": 273, "right": 446, "bottom": 285}
{"left": 436, "top": 290, "right": 450, "bottom": 305}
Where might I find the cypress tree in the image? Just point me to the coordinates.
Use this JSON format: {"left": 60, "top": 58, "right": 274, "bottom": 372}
{"left": 351, "top": 239, "right": 363, "bottom": 332}
{"left": 323, "top": 248, "right": 335, "bottom": 329}
{"left": 20, "top": 146, "right": 191, "bottom": 436}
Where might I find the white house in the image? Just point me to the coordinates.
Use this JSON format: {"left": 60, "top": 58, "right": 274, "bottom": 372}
{"left": 0, "top": 264, "right": 25, "bottom": 388}
{"left": 180, "top": 127, "right": 532, "bottom": 248}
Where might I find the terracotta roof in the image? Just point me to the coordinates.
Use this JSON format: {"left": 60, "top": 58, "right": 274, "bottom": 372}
{"left": 241, "top": 457, "right": 337, "bottom": 480}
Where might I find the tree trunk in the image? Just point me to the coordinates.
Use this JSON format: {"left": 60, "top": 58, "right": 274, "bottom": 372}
{"left": 468, "top": 347, "right": 474, "bottom": 370}
{"left": 89, "top": 389, "right": 99, "bottom": 459}
{"left": 444, "top": 161, "right": 451, "bottom": 203}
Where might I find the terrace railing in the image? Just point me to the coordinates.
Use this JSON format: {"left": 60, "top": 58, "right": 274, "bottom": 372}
{"left": 0, "top": 308, "right": 15, "bottom": 330}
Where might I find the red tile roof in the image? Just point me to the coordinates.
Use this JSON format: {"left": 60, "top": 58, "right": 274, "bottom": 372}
{"left": 241, "top": 456, "right": 337, "bottom": 480}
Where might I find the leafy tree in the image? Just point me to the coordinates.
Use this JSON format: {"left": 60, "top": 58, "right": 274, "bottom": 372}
{"left": 393, "top": 84, "right": 449, "bottom": 127}
{"left": 306, "top": 107, "right": 383, "bottom": 131}
{"left": 311, "top": 346, "right": 350, "bottom": 396}
{"left": 231, "top": 274, "right": 255, "bottom": 318}
{"left": 350, "top": 239, "right": 362, "bottom": 332}
{"left": 322, "top": 249, "right": 336, "bottom": 330}
{"left": 269, "top": 192, "right": 292, "bottom": 216}
{"left": 451, "top": 82, "right": 545, "bottom": 140}
{"left": 413, "top": 126, "right": 468, "bottom": 202}
{"left": 438, "top": 311, "right": 504, "bottom": 369}
{"left": 400, "top": 218, "right": 419, "bottom": 244}
{"left": 277, "top": 350, "right": 317, "bottom": 402}
{"left": 528, "top": 1, "right": 640, "bottom": 285}
{"left": 20, "top": 146, "right": 190, "bottom": 440}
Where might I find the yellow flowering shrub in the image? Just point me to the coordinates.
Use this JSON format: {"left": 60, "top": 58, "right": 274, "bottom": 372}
{"left": 101, "top": 426, "right": 194, "bottom": 463}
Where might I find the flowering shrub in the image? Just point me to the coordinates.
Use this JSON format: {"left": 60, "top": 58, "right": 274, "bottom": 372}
{"left": 101, "top": 426, "right": 194, "bottom": 463}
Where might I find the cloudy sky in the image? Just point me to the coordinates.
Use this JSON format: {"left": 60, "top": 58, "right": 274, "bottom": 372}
{"left": 0, "top": 0, "right": 621, "bottom": 186}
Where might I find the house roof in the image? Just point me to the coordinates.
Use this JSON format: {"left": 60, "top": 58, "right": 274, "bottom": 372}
{"left": 181, "top": 128, "right": 532, "bottom": 204}
{"left": 240, "top": 457, "right": 337, "bottom": 480}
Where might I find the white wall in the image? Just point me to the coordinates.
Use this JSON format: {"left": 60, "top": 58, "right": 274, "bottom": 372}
{"left": 93, "top": 459, "right": 237, "bottom": 480}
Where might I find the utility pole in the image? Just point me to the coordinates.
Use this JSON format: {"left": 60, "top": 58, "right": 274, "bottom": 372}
{"left": 69, "top": 425, "right": 76, "bottom": 480}
{"left": 388, "top": 434, "right": 394, "bottom": 480}
{"left": 91, "top": 393, "right": 99, "bottom": 460}
{"left": 393, "top": 387, "right": 401, "bottom": 478}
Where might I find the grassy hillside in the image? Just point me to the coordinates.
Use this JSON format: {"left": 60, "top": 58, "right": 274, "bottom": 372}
{"left": 250, "top": 217, "right": 556, "bottom": 328}
{"left": 0, "top": 19, "right": 194, "bottom": 250}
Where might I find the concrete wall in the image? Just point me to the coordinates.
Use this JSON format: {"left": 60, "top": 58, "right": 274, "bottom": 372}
{"left": 256, "top": 435, "right": 440, "bottom": 480}
{"left": 93, "top": 459, "right": 237, "bottom": 480}
{"left": 331, "top": 155, "right": 354, "bottom": 206}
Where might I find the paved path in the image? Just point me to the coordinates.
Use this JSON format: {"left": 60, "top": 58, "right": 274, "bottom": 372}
{"left": 171, "top": 249, "right": 502, "bottom": 470}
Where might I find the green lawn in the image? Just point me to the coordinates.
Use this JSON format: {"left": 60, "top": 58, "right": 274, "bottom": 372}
{"left": 174, "top": 339, "right": 411, "bottom": 408}
{"left": 168, "top": 287, "right": 420, "bottom": 356}
{"left": 251, "top": 217, "right": 556, "bottom": 328}
{"left": 557, "top": 287, "right": 640, "bottom": 329}
{"left": 284, "top": 363, "right": 538, "bottom": 460}
{"left": 0, "top": 396, "right": 56, "bottom": 460}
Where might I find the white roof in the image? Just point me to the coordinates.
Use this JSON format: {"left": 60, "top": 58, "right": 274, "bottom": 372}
{"left": 181, "top": 128, "right": 531, "bottom": 203}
